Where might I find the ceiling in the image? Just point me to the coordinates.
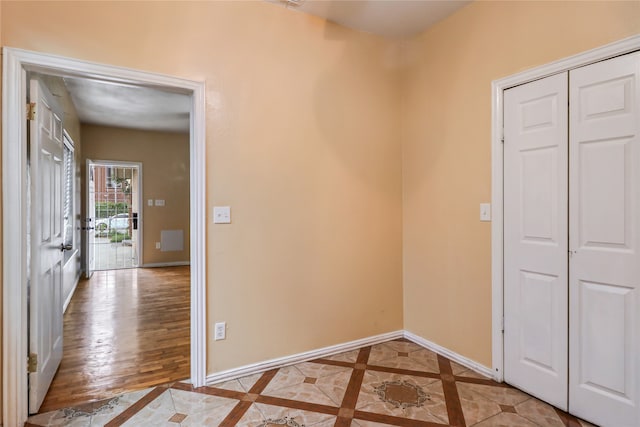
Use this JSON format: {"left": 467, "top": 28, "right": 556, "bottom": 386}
{"left": 62, "top": 1, "right": 468, "bottom": 133}
{"left": 268, "top": 0, "right": 471, "bottom": 38}
{"left": 63, "top": 77, "right": 191, "bottom": 133}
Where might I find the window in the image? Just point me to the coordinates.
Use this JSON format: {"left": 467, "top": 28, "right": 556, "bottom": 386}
{"left": 106, "top": 166, "right": 122, "bottom": 189}
{"left": 63, "top": 135, "right": 74, "bottom": 255}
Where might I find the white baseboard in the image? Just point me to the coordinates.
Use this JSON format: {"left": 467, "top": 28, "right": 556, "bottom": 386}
{"left": 403, "top": 330, "right": 497, "bottom": 381}
{"left": 206, "top": 330, "right": 404, "bottom": 385}
{"left": 205, "top": 329, "right": 498, "bottom": 386}
{"left": 63, "top": 273, "right": 81, "bottom": 313}
{"left": 142, "top": 261, "right": 190, "bottom": 268}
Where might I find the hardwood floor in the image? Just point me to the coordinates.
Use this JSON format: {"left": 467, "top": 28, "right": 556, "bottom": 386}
{"left": 39, "top": 266, "right": 191, "bottom": 413}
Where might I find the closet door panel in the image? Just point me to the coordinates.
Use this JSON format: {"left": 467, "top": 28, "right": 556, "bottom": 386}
{"left": 569, "top": 51, "right": 640, "bottom": 427}
{"left": 504, "top": 72, "right": 569, "bottom": 410}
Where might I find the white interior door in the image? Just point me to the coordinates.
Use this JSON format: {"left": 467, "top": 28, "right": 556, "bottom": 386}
{"left": 28, "top": 79, "right": 65, "bottom": 413}
{"left": 569, "top": 51, "right": 640, "bottom": 427}
{"left": 85, "top": 160, "right": 95, "bottom": 278}
{"left": 504, "top": 72, "right": 569, "bottom": 409}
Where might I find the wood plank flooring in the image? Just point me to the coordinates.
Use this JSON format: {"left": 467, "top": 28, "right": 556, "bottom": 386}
{"left": 39, "top": 266, "right": 190, "bottom": 413}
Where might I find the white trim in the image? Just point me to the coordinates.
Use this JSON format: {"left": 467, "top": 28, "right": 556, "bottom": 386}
{"left": 2, "top": 47, "right": 207, "bottom": 426}
{"left": 190, "top": 67, "right": 207, "bottom": 390}
{"left": 2, "top": 48, "right": 29, "bottom": 426}
{"left": 491, "top": 34, "right": 640, "bottom": 383}
{"left": 142, "top": 261, "right": 191, "bottom": 268}
{"left": 404, "top": 331, "right": 495, "bottom": 380}
{"left": 62, "top": 273, "right": 81, "bottom": 313}
{"left": 206, "top": 331, "right": 404, "bottom": 385}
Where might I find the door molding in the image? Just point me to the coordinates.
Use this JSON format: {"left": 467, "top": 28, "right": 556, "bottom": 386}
{"left": 491, "top": 34, "right": 640, "bottom": 382}
{"left": 2, "top": 47, "right": 207, "bottom": 426}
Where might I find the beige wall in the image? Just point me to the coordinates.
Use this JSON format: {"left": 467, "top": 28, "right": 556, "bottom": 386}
{"left": 402, "top": 0, "right": 640, "bottom": 366}
{"left": 81, "top": 125, "right": 190, "bottom": 266}
{"left": 4, "top": 0, "right": 638, "bottom": 415}
{"left": 1, "top": 0, "right": 404, "bottom": 378}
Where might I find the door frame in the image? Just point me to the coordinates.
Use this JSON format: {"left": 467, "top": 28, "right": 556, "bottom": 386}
{"left": 2, "top": 47, "right": 207, "bottom": 425}
{"left": 86, "top": 159, "right": 144, "bottom": 272}
{"left": 491, "top": 34, "right": 640, "bottom": 382}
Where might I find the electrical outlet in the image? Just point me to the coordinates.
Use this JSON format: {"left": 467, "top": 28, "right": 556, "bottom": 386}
{"left": 214, "top": 322, "right": 226, "bottom": 341}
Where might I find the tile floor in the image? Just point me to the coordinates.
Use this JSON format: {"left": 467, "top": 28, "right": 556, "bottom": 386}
{"left": 27, "top": 339, "right": 596, "bottom": 427}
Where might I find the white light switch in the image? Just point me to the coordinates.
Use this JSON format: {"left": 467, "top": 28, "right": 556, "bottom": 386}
{"left": 155, "top": 199, "right": 165, "bottom": 206}
{"left": 214, "top": 206, "right": 231, "bottom": 224}
{"left": 480, "top": 203, "right": 491, "bottom": 222}
{"left": 148, "top": 199, "right": 154, "bottom": 207}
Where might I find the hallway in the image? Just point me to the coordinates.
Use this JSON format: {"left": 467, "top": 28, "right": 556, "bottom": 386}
{"left": 38, "top": 266, "right": 191, "bottom": 413}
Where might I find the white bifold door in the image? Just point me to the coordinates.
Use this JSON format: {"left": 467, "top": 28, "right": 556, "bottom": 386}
{"left": 504, "top": 51, "right": 640, "bottom": 427}
{"left": 504, "top": 72, "right": 569, "bottom": 410}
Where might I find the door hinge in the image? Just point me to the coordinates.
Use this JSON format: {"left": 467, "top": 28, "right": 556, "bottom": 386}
{"left": 27, "top": 102, "right": 36, "bottom": 121}
{"left": 501, "top": 317, "right": 505, "bottom": 333}
{"left": 27, "top": 353, "right": 38, "bottom": 373}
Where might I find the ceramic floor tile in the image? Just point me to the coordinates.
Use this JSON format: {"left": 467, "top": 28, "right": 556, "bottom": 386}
{"left": 356, "top": 371, "right": 448, "bottom": 424}
{"left": 457, "top": 382, "right": 530, "bottom": 407}
{"left": 357, "top": 369, "right": 440, "bottom": 409}
{"left": 262, "top": 380, "right": 339, "bottom": 406}
{"left": 456, "top": 368, "right": 491, "bottom": 380}
{"left": 368, "top": 344, "right": 440, "bottom": 373}
{"left": 209, "top": 379, "right": 246, "bottom": 393}
{"left": 323, "top": 349, "right": 360, "bottom": 363}
{"left": 32, "top": 339, "right": 596, "bottom": 427}
{"left": 295, "top": 361, "right": 351, "bottom": 378}
{"left": 352, "top": 420, "right": 397, "bottom": 427}
{"left": 262, "top": 366, "right": 307, "bottom": 394}
{"left": 309, "top": 417, "right": 339, "bottom": 427}
{"left": 515, "top": 398, "right": 565, "bottom": 427}
{"left": 367, "top": 343, "right": 401, "bottom": 365}
{"left": 238, "top": 372, "right": 263, "bottom": 392}
{"left": 234, "top": 404, "right": 266, "bottom": 426}
{"left": 90, "top": 388, "right": 154, "bottom": 426}
{"left": 170, "top": 387, "right": 240, "bottom": 415}
{"left": 451, "top": 361, "right": 471, "bottom": 375}
{"left": 121, "top": 389, "right": 176, "bottom": 427}
{"left": 458, "top": 384, "right": 504, "bottom": 426}
{"left": 253, "top": 403, "right": 336, "bottom": 426}
{"left": 27, "top": 409, "right": 92, "bottom": 427}
{"left": 473, "top": 411, "right": 539, "bottom": 426}
{"left": 313, "top": 370, "right": 352, "bottom": 405}
{"left": 178, "top": 399, "right": 239, "bottom": 426}
{"left": 382, "top": 340, "right": 426, "bottom": 354}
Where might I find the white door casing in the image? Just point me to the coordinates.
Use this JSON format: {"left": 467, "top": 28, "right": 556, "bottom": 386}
{"left": 28, "top": 79, "right": 65, "bottom": 413}
{"left": 3, "top": 48, "right": 206, "bottom": 427}
{"left": 568, "top": 51, "right": 640, "bottom": 427}
{"left": 85, "top": 159, "right": 95, "bottom": 278}
{"left": 503, "top": 72, "right": 569, "bottom": 409}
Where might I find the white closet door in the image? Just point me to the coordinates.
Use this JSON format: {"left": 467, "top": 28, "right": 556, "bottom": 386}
{"left": 504, "top": 72, "right": 569, "bottom": 409}
{"left": 569, "top": 51, "right": 640, "bottom": 427}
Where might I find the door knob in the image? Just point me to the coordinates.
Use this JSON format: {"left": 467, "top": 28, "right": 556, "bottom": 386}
{"left": 60, "top": 243, "right": 73, "bottom": 252}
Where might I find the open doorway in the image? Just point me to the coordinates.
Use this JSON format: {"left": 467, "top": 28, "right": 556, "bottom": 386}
{"left": 2, "top": 48, "right": 206, "bottom": 426}
{"left": 87, "top": 161, "right": 142, "bottom": 272}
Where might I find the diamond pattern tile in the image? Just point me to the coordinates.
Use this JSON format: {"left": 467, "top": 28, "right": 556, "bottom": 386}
{"left": 27, "top": 339, "right": 595, "bottom": 427}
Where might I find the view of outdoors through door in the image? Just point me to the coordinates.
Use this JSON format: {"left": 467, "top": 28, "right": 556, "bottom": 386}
{"left": 89, "top": 163, "right": 140, "bottom": 270}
